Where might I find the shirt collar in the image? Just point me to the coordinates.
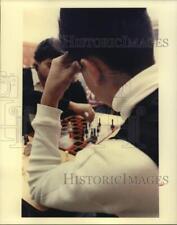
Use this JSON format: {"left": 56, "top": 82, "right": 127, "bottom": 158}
{"left": 112, "top": 65, "right": 158, "bottom": 121}
{"left": 31, "top": 68, "right": 40, "bottom": 87}
{"left": 31, "top": 68, "right": 44, "bottom": 92}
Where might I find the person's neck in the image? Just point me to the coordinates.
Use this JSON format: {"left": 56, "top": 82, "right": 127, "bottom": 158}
{"left": 104, "top": 72, "right": 131, "bottom": 107}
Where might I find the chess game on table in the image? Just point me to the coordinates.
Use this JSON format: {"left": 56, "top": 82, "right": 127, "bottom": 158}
{"left": 23, "top": 113, "right": 123, "bottom": 156}
{"left": 59, "top": 113, "right": 122, "bottom": 155}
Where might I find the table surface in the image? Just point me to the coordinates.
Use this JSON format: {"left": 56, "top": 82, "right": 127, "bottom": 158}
{"left": 22, "top": 113, "right": 123, "bottom": 211}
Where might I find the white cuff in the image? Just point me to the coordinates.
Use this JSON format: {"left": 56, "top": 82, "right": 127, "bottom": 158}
{"left": 31, "top": 104, "right": 63, "bottom": 129}
{"left": 36, "top": 104, "right": 63, "bottom": 119}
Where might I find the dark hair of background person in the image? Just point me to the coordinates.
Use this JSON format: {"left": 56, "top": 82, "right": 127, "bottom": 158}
{"left": 59, "top": 8, "right": 155, "bottom": 77}
{"left": 34, "top": 37, "right": 63, "bottom": 63}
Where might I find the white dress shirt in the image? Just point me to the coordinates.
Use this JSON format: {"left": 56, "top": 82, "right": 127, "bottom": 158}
{"left": 28, "top": 65, "right": 159, "bottom": 217}
{"left": 112, "top": 65, "right": 158, "bottom": 121}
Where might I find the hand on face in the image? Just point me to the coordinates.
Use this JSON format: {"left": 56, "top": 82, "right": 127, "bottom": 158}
{"left": 41, "top": 53, "right": 81, "bottom": 107}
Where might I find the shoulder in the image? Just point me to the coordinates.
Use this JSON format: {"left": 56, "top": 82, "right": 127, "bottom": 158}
{"left": 23, "top": 67, "right": 32, "bottom": 75}
{"left": 106, "top": 139, "right": 157, "bottom": 170}
{"left": 23, "top": 68, "right": 33, "bottom": 86}
{"left": 76, "top": 139, "right": 158, "bottom": 176}
{"left": 23, "top": 67, "right": 33, "bottom": 80}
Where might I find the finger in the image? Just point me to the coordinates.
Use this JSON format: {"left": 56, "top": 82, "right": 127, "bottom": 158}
{"left": 60, "top": 53, "right": 81, "bottom": 69}
{"left": 72, "top": 61, "right": 81, "bottom": 71}
{"left": 80, "top": 58, "right": 88, "bottom": 69}
{"left": 61, "top": 52, "right": 74, "bottom": 65}
{"left": 52, "top": 52, "right": 69, "bottom": 66}
{"left": 84, "top": 112, "right": 89, "bottom": 118}
{"left": 60, "top": 51, "right": 69, "bottom": 61}
{"left": 84, "top": 112, "right": 94, "bottom": 122}
{"left": 66, "top": 61, "right": 81, "bottom": 76}
{"left": 51, "top": 53, "right": 79, "bottom": 76}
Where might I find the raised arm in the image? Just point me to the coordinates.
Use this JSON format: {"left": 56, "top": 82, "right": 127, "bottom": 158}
{"left": 28, "top": 54, "right": 158, "bottom": 216}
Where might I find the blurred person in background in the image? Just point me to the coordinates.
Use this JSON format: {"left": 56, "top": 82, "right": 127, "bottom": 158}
{"left": 23, "top": 38, "right": 95, "bottom": 136}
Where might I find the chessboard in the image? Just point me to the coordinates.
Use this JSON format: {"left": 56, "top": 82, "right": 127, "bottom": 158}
{"left": 59, "top": 113, "right": 122, "bottom": 155}
{"left": 23, "top": 113, "right": 123, "bottom": 157}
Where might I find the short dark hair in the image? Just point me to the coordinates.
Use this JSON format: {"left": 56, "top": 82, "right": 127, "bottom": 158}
{"left": 34, "top": 38, "right": 63, "bottom": 62}
{"left": 59, "top": 8, "right": 155, "bottom": 77}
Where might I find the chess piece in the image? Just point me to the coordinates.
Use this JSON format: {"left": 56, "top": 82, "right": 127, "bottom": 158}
{"left": 98, "top": 118, "right": 101, "bottom": 127}
{"left": 111, "top": 119, "right": 115, "bottom": 130}
{"left": 84, "top": 123, "right": 89, "bottom": 138}
{"left": 93, "top": 128, "right": 98, "bottom": 143}
{"left": 97, "top": 126, "right": 100, "bottom": 137}
{"left": 90, "top": 128, "right": 97, "bottom": 144}
{"left": 89, "top": 128, "right": 94, "bottom": 143}
{"left": 90, "top": 128, "right": 94, "bottom": 138}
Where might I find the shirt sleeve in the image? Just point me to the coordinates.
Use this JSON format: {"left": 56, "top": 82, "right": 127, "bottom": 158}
{"left": 72, "top": 81, "right": 88, "bottom": 104}
{"left": 58, "top": 98, "right": 70, "bottom": 111}
{"left": 57, "top": 81, "right": 88, "bottom": 111}
{"left": 23, "top": 68, "right": 42, "bottom": 107}
{"left": 28, "top": 104, "right": 159, "bottom": 216}
{"left": 23, "top": 89, "right": 42, "bottom": 107}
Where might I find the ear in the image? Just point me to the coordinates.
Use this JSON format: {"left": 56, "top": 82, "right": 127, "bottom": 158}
{"left": 80, "top": 58, "right": 101, "bottom": 83}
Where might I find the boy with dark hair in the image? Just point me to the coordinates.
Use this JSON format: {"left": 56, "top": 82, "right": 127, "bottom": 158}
{"left": 59, "top": 8, "right": 154, "bottom": 77}
{"left": 23, "top": 38, "right": 95, "bottom": 135}
{"left": 28, "top": 9, "right": 158, "bottom": 217}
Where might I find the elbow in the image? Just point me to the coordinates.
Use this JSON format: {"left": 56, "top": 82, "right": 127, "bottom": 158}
{"left": 28, "top": 176, "right": 43, "bottom": 205}
{"left": 27, "top": 166, "right": 45, "bottom": 205}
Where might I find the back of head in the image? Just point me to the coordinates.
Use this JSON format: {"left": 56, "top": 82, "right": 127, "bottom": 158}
{"left": 34, "top": 37, "right": 62, "bottom": 63}
{"left": 59, "top": 8, "right": 155, "bottom": 77}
